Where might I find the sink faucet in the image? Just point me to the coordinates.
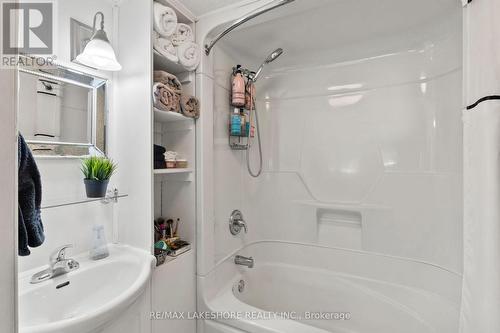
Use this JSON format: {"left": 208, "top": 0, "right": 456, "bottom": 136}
{"left": 31, "top": 245, "right": 80, "bottom": 284}
{"left": 229, "top": 210, "right": 247, "bottom": 235}
{"left": 235, "top": 255, "right": 254, "bottom": 268}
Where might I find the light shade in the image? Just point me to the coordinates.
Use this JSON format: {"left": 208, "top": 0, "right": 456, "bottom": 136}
{"left": 76, "top": 29, "right": 122, "bottom": 71}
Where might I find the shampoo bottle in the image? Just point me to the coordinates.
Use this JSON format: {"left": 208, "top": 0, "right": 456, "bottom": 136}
{"left": 231, "top": 108, "right": 242, "bottom": 136}
{"left": 231, "top": 68, "right": 246, "bottom": 107}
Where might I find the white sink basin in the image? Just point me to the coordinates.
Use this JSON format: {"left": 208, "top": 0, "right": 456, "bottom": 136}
{"left": 19, "top": 245, "right": 155, "bottom": 333}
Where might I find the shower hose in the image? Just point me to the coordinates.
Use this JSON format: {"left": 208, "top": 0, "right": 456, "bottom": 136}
{"left": 247, "top": 96, "right": 263, "bottom": 178}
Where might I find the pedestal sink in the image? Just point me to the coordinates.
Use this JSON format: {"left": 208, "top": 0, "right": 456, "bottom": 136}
{"left": 19, "top": 245, "right": 155, "bottom": 333}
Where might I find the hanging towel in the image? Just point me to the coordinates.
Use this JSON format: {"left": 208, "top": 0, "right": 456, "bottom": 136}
{"left": 153, "top": 2, "right": 177, "bottom": 37}
{"left": 177, "top": 41, "right": 200, "bottom": 71}
{"left": 180, "top": 95, "right": 200, "bottom": 119}
{"left": 172, "top": 23, "right": 194, "bottom": 46}
{"left": 18, "top": 134, "right": 44, "bottom": 256}
{"left": 153, "top": 31, "right": 179, "bottom": 63}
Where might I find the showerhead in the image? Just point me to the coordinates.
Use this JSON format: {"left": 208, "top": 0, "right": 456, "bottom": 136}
{"left": 251, "top": 48, "right": 284, "bottom": 82}
{"left": 265, "top": 48, "right": 284, "bottom": 64}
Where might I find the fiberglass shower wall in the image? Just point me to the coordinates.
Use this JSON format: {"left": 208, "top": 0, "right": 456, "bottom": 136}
{"left": 212, "top": 0, "right": 463, "bottom": 273}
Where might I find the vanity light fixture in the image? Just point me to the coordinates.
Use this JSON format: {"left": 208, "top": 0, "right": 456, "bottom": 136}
{"left": 76, "top": 12, "right": 122, "bottom": 71}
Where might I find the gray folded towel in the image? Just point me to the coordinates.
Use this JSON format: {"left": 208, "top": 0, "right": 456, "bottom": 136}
{"left": 18, "top": 134, "right": 44, "bottom": 256}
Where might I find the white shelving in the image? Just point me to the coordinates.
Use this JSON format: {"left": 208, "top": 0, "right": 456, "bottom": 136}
{"left": 153, "top": 107, "right": 193, "bottom": 123}
{"left": 153, "top": 168, "right": 193, "bottom": 175}
{"left": 153, "top": 50, "right": 191, "bottom": 76}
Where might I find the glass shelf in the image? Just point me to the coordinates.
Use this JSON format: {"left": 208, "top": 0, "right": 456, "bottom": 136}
{"left": 41, "top": 189, "right": 128, "bottom": 209}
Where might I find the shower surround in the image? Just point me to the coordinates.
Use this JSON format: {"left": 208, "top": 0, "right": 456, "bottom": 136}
{"left": 196, "top": 0, "right": 463, "bottom": 332}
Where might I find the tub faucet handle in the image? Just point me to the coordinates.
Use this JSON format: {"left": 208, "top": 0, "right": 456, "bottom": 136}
{"left": 229, "top": 210, "right": 247, "bottom": 235}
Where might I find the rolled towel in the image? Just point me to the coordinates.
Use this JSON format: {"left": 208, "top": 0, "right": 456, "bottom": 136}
{"left": 177, "top": 41, "right": 201, "bottom": 71}
{"left": 172, "top": 23, "right": 194, "bottom": 46}
{"left": 153, "top": 33, "right": 179, "bottom": 63}
{"left": 180, "top": 95, "right": 200, "bottom": 119}
{"left": 153, "top": 70, "right": 182, "bottom": 91}
{"left": 153, "top": 2, "right": 177, "bottom": 37}
{"left": 153, "top": 82, "right": 181, "bottom": 113}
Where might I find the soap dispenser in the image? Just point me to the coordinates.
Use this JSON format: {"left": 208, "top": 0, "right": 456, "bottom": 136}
{"left": 90, "top": 224, "right": 109, "bottom": 260}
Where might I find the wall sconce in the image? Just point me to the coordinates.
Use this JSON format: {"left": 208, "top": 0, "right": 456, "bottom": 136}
{"left": 76, "top": 12, "right": 122, "bottom": 71}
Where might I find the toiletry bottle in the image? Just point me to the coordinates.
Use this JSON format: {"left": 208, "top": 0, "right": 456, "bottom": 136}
{"left": 245, "top": 80, "right": 256, "bottom": 110}
{"left": 231, "top": 108, "right": 242, "bottom": 136}
{"left": 244, "top": 110, "right": 250, "bottom": 137}
{"left": 231, "top": 68, "right": 246, "bottom": 107}
{"left": 240, "top": 109, "right": 246, "bottom": 136}
{"left": 90, "top": 224, "right": 109, "bottom": 260}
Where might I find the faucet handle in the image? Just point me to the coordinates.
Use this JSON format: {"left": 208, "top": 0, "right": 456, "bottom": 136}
{"left": 230, "top": 210, "right": 247, "bottom": 235}
{"left": 50, "top": 244, "right": 73, "bottom": 266}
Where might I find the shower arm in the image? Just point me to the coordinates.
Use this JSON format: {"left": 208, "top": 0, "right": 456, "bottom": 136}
{"left": 204, "top": 0, "right": 295, "bottom": 56}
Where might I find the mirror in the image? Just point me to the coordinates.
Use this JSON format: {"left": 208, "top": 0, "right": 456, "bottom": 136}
{"left": 18, "top": 58, "right": 108, "bottom": 157}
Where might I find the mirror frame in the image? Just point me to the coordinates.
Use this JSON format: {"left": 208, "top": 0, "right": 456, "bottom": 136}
{"left": 18, "top": 56, "right": 108, "bottom": 157}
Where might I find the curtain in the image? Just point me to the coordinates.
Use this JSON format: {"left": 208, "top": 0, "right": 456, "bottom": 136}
{"left": 460, "top": 0, "right": 500, "bottom": 332}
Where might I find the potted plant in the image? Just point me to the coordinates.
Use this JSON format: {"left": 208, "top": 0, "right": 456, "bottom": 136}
{"left": 81, "top": 156, "right": 117, "bottom": 198}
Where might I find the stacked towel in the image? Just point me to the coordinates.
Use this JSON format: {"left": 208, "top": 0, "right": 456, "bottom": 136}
{"left": 180, "top": 95, "right": 200, "bottom": 119}
{"left": 172, "top": 23, "right": 194, "bottom": 46}
{"left": 152, "top": 1, "right": 200, "bottom": 71}
{"left": 153, "top": 31, "right": 178, "bottom": 63}
{"left": 18, "top": 134, "right": 44, "bottom": 256}
{"left": 177, "top": 41, "right": 201, "bottom": 71}
{"left": 154, "top": 144, "right": 167, "bottom": 169}
{"left": 153, "top": 70, "right": 182, "bottom": 112}
{"left": 153, "top": 2, "right": 177, "bottom": 37}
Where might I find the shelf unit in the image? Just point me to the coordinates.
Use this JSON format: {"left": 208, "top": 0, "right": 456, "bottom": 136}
{"left": 151, "top": 0, "right": 196, "bottom": 263}
{"left": 153, "top": 168, "right": 193, "bottom": 175}
{"left": 41, "top": 189, "right": 127, "bottom": 209}
{"left": 153, "top": 107, "right": 194, "bottom": 123}
{"left": 151, "top": 1, "right": 197, "bottom": 332}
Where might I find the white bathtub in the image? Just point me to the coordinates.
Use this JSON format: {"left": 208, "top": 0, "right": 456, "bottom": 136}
{"left": 198, "top": 241, "right": 461, "bottom": 333}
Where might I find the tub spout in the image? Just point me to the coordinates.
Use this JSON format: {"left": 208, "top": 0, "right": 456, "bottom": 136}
{"left": 235, "top": 255, "right": 254, "bottom": 268}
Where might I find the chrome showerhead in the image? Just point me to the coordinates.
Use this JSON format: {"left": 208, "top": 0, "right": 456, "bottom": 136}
{"left": 252, "top": 48, "right": 284, "bottom": 82}
{"left": 265, "top": 48, "right": 284, "bottom": 64}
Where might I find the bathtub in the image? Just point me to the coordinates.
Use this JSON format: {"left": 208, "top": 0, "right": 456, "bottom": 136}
{"left": 198, "top": 241, "right": 461, "bottom": 333}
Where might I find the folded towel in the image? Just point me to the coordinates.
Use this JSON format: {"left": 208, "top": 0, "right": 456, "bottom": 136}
{"left": 153, "top": 82, "right": 181, "bottom": 113}
{"left": 154, "top": 144, "right": 166, "bottom": 160}
{"left": 180, "top": 95, "right": 200, "bottom": 119}
{"left": 153, "top": 31, "right": 179, "bottom": 63}
{"left": 177, "top": 41, "right": 200, "bottom": 71}
{"left": 153, "top": 2, "right": 177, "bottom": 37}
{"left": 18, "top": 134, "right": 44, "bottom": 256}
{"left": 153, "top": 70, "right": 182, "bottom": 91}
{"left": 172, "top": 23, "right": 194, "bottom": 46}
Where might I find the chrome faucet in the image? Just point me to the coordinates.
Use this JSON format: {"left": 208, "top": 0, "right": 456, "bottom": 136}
{"left": 235, "top": 255, "right": 254, "bottom": 268}
{"left": 31, "top": 245, "right": 80, "bottom": 284}
{"left": 229, "top": 210, "right": 247, "bottom": 235}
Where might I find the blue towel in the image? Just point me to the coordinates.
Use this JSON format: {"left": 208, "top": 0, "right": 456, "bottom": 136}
{"left": 18, "top": 134, "right": 44, "bottom": 256}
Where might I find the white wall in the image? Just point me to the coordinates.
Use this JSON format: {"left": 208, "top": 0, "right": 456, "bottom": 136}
{"left": 0, "top": 67, "right": 18, "bottom": 333}
{"left": 17, "top": 0, "right": 118, "bottom": 272}
{"left": 209, "top": 4, "right": 463, "bottom": 273}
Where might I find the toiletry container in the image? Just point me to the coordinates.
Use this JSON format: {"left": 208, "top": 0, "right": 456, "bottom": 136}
{"left": 231, "top": 108, "right": 242, "bottom": 136}
{"left": 90, "top": 224, "right": 109, "bottom": 260}
{"left": 245, "top": 80, "right": 256, "bottom": 110}
{"left": 231, "top": 68, "right": 246, "bottom": 107}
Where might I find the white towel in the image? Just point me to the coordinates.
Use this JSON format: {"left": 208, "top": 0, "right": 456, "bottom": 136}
{"left": 172, "top": 23, "right": 194, "bottom": 46}
{"left": 177, "top": 41, "right": 200, "bottom": 71}
{"left": 153, "top": 2, "right": 177, "bottom": 37}
{"left": 153, "top": 31, "right": 179, "bottom": 63}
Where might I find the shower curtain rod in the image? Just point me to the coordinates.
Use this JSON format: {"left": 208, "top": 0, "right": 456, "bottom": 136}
{"left": 204, "top": 0, "right": 295, "bottom": 56}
